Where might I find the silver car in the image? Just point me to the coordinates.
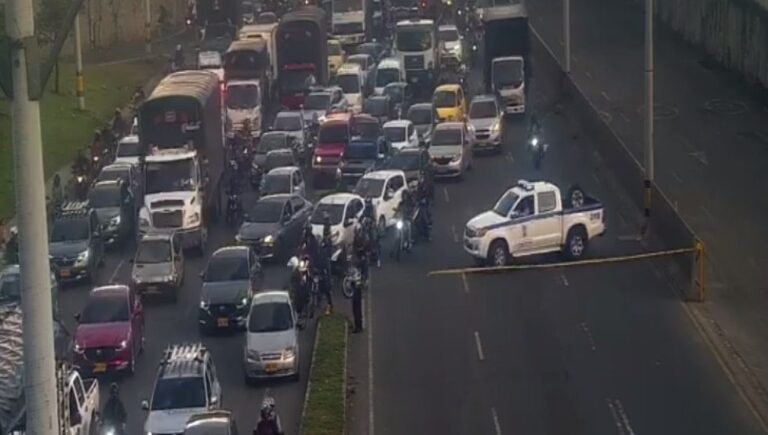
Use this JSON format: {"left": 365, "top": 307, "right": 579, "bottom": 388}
{"left": 131, "top": 232, "right": 184, "bottom": 301}
{"left": 272, "top": 111, "right": 307, "bottom": 155}
{"left": 243, "top": 290, "right": 299, "bottom": 382}
{"left": 468, "top": 95, "right": 502, "bottom": 151}
{"left": 429, "top": 122, "right": 474, "bottom": 179}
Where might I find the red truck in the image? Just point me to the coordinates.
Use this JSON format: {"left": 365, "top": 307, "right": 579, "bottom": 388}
{"left": 313, "top": 112, "right": 357, "bottom": 186}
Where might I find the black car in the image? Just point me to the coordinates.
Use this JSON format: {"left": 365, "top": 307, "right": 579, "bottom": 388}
{"left": 407, "top": 103, "right": 437, "bottom": 146}
{"left": 383, "top": 82, "right": 413, "bottom": 118}
{"left": 88, "top": 180, "right": 135, "bottom": 246}
{"left": 379, "top": 147, "right": 433, "bottom": 192}
{"left": 236, "top": 194, "right": 313, "bottom": 260}
{"left": 198, "top": 246, "right": 263, "bottom": 332}
{"left": 363, "top": 95, "right": 395, "bottom": 125}
{"left": 253, "top": 132, "right": 294, "bottom": 173}
{"left": 95, "top": 163, "right": 142, "bottom": 212}
{"left": 338, "top": 139, "right": 390, "bottom": 189}
{"left": 48, "top": 201, "right": 104, "bottom": 283}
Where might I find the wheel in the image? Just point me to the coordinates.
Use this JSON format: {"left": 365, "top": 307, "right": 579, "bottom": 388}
{"left": 487, "top": 239, "right": 510, "bottom": 267}
{"left": 564, "top": 227, "right": 587, "bottom": 259}
{"left": 341, "top": 277, "right": 355, "bottom": 299}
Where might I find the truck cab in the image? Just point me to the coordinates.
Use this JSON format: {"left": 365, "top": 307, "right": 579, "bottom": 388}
{"left": 492, "top": 56, "right": 525, "bottom": 115}
{"left": 331, "top": 0, "right": 367, "bottom": 45}
{"left": 336, "top": 63, "right": 365, "bottom": 112}
{"left": 394, "top": 19, "right": 438, "bottom": 92}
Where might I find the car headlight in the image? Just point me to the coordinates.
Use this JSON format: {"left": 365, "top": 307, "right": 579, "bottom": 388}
{"left": 395, "top": 220, "right": 403, "bottom": 230}
{"left": 200, "top": 300, "right": 209, "bottom": 310}
{"left": 451, "top": 45, "right": 461, "bottom": 55}
{"left": 237, "top": 297, "right": 249, "bottom": 308}
{"left": 247, "top": 349, "right": 260, "bottom": 361}
{"left": 476, "top": 227, "right": 488, "bottom": 237}
{"left": 235, "top": 234, "right": 243, "bottom": 243}
{"left": 283, "top": 346, "right": 296, "bottom": 360}
{"left": 263, "top": 234, "right": 274, "bottom": 245}
{"left": 451, "top": 154, "right": 461, "bottom": 163}
{"left": 187, "top": 212, "right": 200, "bottom": 226}
{"left": 336, "top": 168, "right": 342, "bottom": 179}
{"left": 315, "top": 155, "right": 323, "bottom": 164}
{"left": 76, "top": 249, "right": 90, "bottom": 265}
{"left": 109, "top": 215, "right": 121, "bottom": 226}
{"left": 491, "top": 121, "right": 500, "bottom": 133}
{"left": 116, "top": 339, "right": 128, "bottom": 351}
{"left": 139, "top": 217, "right": 150, "bottom": 228}
{"left": 74, "top": 343, "right": 83, "bottom": 353}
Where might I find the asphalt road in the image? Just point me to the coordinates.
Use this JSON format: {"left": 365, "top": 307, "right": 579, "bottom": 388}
{"left": 353, "top": 54, "right": 764, "bottom": 434}
{"left": 527, "top": 0, "right": 768, "bottom": 389}
{"left": 58, "top": 178, "right": 319, "bottom": 434}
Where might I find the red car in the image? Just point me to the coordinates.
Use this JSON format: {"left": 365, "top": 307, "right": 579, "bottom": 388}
{"left": 74, "top": 285, "right": 144, "bottom": 375}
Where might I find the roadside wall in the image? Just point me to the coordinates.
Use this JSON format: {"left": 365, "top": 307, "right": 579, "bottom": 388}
{"left": 79, "top": 0, "right": 186, "bottom": 49}
{"left": 647, "top": 0, "right": 768, "bottom": 88}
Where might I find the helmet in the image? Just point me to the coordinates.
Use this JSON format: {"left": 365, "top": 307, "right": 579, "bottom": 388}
{"left": 109, "top": 382, "right": 119, "bottom": 397}
{"left": 176, "top": 44, "right": 182, "bottom": 51}
{"left": 260, "top": 396, "right": 275, "bottom": 419}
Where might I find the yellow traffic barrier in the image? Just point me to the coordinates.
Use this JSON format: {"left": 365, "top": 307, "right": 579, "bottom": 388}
{"left": 428, "top": 247, "right": 696, "bottom": 276}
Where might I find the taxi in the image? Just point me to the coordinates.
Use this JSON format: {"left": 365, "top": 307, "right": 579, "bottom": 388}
{"left": 432, "top": 83, "right": 467, "bottom": 122}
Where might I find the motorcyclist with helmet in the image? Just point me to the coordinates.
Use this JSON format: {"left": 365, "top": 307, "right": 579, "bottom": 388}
{"left": 101, "top": 383, "right": 127, "bottom": 434}
{"left": 395, "top": 188, "right": 415, "bottom": 250}
{"left": 173, "top": 44, "right": 185, "bottom": 71}
{"left": 253, "top": 397, "right": 283, "bottom": 435}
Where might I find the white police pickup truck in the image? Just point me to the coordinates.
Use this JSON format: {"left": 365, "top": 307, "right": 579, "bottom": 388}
{"left": 464, "top": 180, "right": 606, "bottom": 266}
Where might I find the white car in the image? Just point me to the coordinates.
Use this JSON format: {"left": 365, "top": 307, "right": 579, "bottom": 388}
{"left": 353, "top": 170, "right": 407, "bottom": 232}
{"left": 272, "top": 111, "right": 307, "bottom": 150}
{"left": 310, "top": 193, "right": 364, "bottom": 261}
{"left": 464, "top": 180, "right": 607, "bottom": 266}
{"left": 374, "top": 58, "right": 405, "bottom": 95}
{"left": 114, "top": 135, "right": 143, "bottom": 167}
{"left": 261, "top": 166, "right": 306, "bottom": 197}
{"left": 383, "top": 120, "right": 419, "bottom": 150}
{"left": 243, "top": 290, "right": 299, "bottom": 381}
{"left": 429, "top": 122, "right": 473, "bottom": 179}
{"left": 336, "top": 63, "right": 365, "bottom": 112}
{"left": 438, "top": 24, "right": 463, "bottom": 63}
{"left": 467, "top": 94, "right": 502, "bottom": 150}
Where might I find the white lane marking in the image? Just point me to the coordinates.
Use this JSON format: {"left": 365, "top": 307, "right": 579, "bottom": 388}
{"left": 368, "top": 285, "right": 375, "bottom": 435}
{"left": 491, "top": 407, "right": 502, "bottom": 435}
{"left": 474, "top": 331, "right": 485, "bottom": 361}
{"left": 592, "top": 173, "right": 601, "bottom": 185}
{"left": 443, "top": 187, "right": 450, "bottom": 203}
{"left": 451, "top": 225, "right": 459, "bottom": 243}
{"left": 700, "top": 206, "right": 714, "bottom": 220}
{"left": 571, "top": 54, "right": 579, "bottom": 63}
{"left": 689, "top": 151, "right": 709, "bottom": 166}
{"left": 580, "top": 322, "right": 597, "bottom": 351}
{"left": 601, "top": 91, "right": 611, "bottom": 102}
{"left": 606, "top": 398, "right": 635, "bottom": 435}
{"left": 617, "top": 212, "right": 627, "bottom": 226}
{"left": 559, "top": 39, "right": 564, "bottom": 47}
{"left": 585, "top": 71, "right": 593, "bottom": 79}
{"left": 619, "top": 113, "right": 630, "bottom": 123}
{"left": 671, "top": 171, "right": 683, "bottom": 183}
{"left": 560, "top": 273, "right": 569, "bottom": 287}
{"left": 461, "top": 273, "right": 470, "bottom": 294}
{"left": 109, "top": 258, "right": 126, "bottom": 283}
{"left": 617, "top": 234, "right": 642, "bottom": 242}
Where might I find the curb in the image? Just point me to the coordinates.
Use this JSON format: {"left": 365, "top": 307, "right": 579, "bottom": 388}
{"left": 299, "top": 319, "right": 323, "bottom": 434}
{"left": 342, "top": 319, "right": 349, "bottom": 435}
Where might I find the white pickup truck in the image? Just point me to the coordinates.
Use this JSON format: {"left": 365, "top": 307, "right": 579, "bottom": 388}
{"left": 464, "top": 180, "right": 606, "bottom": 266}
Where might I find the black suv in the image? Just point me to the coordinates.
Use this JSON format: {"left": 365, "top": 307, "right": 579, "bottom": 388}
{"left": 88, "top": 180, "right": 135, "bottom": 246}
{"left": 48, "top": 201, "right": 104, "bottom": 283}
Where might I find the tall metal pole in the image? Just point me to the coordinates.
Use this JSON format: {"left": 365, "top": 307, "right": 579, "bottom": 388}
{"left": 563, "top": 0, "right": 571, "bottom": 74}
{"left": 145, "top": 0, "right": 152, "bottom": 54}
{"left": 6, "top": 0, "right": 61, "bottom": 432}
{"left": 643, "top": 0, "right": 654, "bottom": 224}
{"left": 74, "top": 12, "right": 85, "bottom": 109}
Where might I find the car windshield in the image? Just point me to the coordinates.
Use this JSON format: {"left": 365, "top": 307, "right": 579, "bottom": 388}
{"left": 88, "top": 187, "right": 122, "bottom": 208}
{"left": 262, "top": 174, "right": 291, "bottom": 195}
{"left": 116, "top": 141, "right": 141, "bottom": 157}
{"left": 256, "top": 134, "right": 288, "bottom": 153}
{"left": 328, "top": 42, "right": 342, "bottom": 55}
{"left": 397, "top": 29, "right": 432, "bottom": 51}
{"left": 0, "top": 274, "right": 20, "bottom": 303}
{"left": 227, "top": 84, "right": 259, "bottom": 110}
{"left": 493, "top": 190, "right": 519, "bottom": 216}
{"left": 376, "top": 68, "right": 400, "bottom": 87}
{"left": 311, "top": 203, "right": 345, "bottom": 225}
{"left": 265, "top": 151, "right": 294, "bottom": 169}
{"left": 80, "top": 293, "right": 128, "bottom": 323}
{"left": 384, "top": 126, "right": 406, "bottom": 142}
{"left": 408, "top": 106, "right": 433, "bottom": 125}
{"left": 136, "top": 239, "right": 171, "bottom": 263}
{"left": 305, "top": 93, "right": 330, "bottom": 110}
{"left": 439, "top": 28, "right": 459, "bottom": 41}
{"left": 337, "top": 74, "right": 361, "bottom": 94}
{"left": 384, "top": 152, "right": 419, "bottom": 170}
{"left": 50, "top": 219, "right": 89, "bottom": 242}
{"left": 97, "top": 168, "right": 129, "bottom": 183}
{"left": 205, "top": 254, "right": 250, "bottom": 281}
{"left": 319, "top": 124, "right": 349, "bottom": 143}
{"left": 470, "top": 100, "right": 498, "bottom": 118}
{"left": 433, "top": 90, "right": 457, "bottom": 108}
{"left": 145, "top": 159, "right": 195, "bottom": 194}
{"left": 279, "top": 69, "right": 314, "bottom": 93}
{"left": 246, "top": 200, "right": 284, "bottom": 223}
{"left": 346, "top": 142, "right": 378, "bottom": 160}
{"left": 355, "top": 122, "right": 381, "bottom": 140}
{"left": 248, "top": 301, "right": 293, "bottom": 333}
{"left": 354, "top": 178, "right": 385, "bottom": 198}
{"left": 431, "top": 128, "right": 462, "bottom": 146}
{"left": 364, "top": 99, "right": 388, "bottom": 116}
{"left": 493, "top": 58, "right": 524, "bottom": 88}
{"left": 273, "top": 114, "right": 302, "bottom": 131}
{"left": 151, "top": 377, "right": 206, "bottom": 410}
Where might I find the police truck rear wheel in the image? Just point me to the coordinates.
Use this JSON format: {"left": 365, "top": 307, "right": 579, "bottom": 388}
{"left": 565, "top": 228, "right": 587, "bottom": 259}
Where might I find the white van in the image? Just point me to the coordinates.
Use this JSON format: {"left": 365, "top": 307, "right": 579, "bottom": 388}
{"left": 374, "top": 58, "right": 405, "bottom": 95}
{"left": 336, "top": 63, "right": 365, "bottom": 113}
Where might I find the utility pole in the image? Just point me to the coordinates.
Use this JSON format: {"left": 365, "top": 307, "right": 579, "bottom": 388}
{"left": 145, "top": 0, "right": 152, "bottom": 54}
{"left": 74, "top": 12, "right": 85, "bottom": 109}
{"left": 6, "top": 0, "right": 61, "bottom": 433}
{"left": 563, "top": 0, "right": 571, "bottom": 74}
{"left": 643, "top": 0, "right": 654, "bottom": 226}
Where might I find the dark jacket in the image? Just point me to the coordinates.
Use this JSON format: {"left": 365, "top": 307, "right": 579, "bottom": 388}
{"left": 102, "top": 396, "right": 127, "bottom": 426}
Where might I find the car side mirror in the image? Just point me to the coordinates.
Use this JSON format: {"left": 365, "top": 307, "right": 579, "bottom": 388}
{"left": 210, "top": 395, "right": 219, "bottom": 406}
{"left": 141, "top": 400, "right": 149, "bottom": 411}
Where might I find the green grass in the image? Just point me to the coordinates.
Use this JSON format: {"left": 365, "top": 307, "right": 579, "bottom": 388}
{"left": 0, "top": 60, "right": 157, "bottom": 220}
{"left": 302, "top": 313, "right": 348, "bottom": 435}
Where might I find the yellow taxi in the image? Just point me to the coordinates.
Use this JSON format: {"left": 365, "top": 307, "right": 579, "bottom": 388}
{"left": 432, "top": 84, "right": 468, "bottom": 122}
{"left": 328, "top": 39, "right": 345, "bottom": 77}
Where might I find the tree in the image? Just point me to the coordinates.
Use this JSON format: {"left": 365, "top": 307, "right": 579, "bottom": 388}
{"left": 36, "top": 0, "right": 70, "bottom": 93}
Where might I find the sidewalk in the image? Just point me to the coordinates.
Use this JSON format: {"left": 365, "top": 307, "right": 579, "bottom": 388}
{"left": 529, "top": 0, "right": 768, "bottom": 396}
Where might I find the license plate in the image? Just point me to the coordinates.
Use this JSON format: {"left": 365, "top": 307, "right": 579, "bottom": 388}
{"left": 217, "top": 318, "right": 229, "bottom": 327}
{"left": 146, "top": 285, "right": 158, "bottom": 292}
{"left": 264, "top": 363, "right": 278, "bottom": 373}
{"left": 59, "top": 268, "right": 71, "bottom": 278}
{"left": 93, "top": 362, "right": 107, "bottom": 373}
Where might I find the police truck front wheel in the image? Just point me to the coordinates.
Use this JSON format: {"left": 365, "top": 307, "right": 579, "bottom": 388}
{"left": 487, "top": 239, "right": 510, "bottom": 267}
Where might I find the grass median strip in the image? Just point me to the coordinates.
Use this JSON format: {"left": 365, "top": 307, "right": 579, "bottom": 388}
{"left": 0, "top": 60, "right": 157, "bottom": 220}
{"left": 301, "top": 313, "right": 348, "bottom": 435}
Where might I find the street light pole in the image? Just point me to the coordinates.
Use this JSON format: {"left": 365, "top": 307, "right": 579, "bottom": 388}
{"left": 643, "top": 0, "right": 654, "bottom": 224}
{"left": 563, "top": 0, "right": 571, "bottom": 74}
{"left": 74, "top": 12, "right": 85, "bottom": 109}
{"left": 6, "top": 0, "right": 60, "bottom": 432}
{"left": 145, "top": 0, "right": 152, "bottom": 54}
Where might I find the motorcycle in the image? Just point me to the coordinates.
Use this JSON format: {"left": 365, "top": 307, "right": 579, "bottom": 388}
{"left": 225, "top": 191, "right": 243, "bottom": 226}
{"left": 250, "top": 160, "right": 263, "bottom": 190}
{"left": 390, "top": 218, "right": 409, "bottom": 262}
{"left": 412, "top": 199, "right": 431, "bottom": 243}
{"left": 342, "top": 254, "right": 362, "bottom": 299}
{"left": 529, "top": 135, "right": 547, "bottom": 170}
{"left": 288, "top": 255, "right": 319, "bottom": 321}
{"left": 98, "top": 421, "right": 126, "bottom": 435}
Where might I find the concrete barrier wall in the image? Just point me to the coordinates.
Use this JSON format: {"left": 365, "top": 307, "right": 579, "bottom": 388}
{"left": 530, "top": 27, "right": 698, "bottom": 279}
{"left": 649, "top": 0, "right": 768, "bottom": 88}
